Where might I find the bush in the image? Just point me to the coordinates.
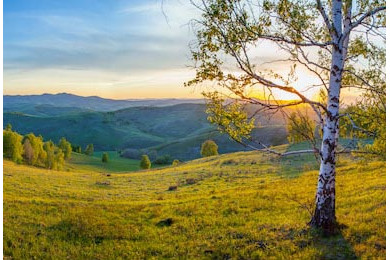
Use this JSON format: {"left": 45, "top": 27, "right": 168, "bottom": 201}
{"left": 172, "top": 159, "right": 180, "bottom": 166}
{"left": 200, "top": 140, "right": 219, "bottom": 157}
{"left": 168, "top": 185, "right": 177, "bottom": 191}
{"left": 121, "top": 149, "right": 157, "bottom": 161}
{"left": 72, "top": 145, "right": 82, "bottom": 153}
{"left": 85, "top": 144, "right": 94, "bottom": 156}
{"left": 154, "top": 155, "right": 172, "bottom": 165}
{"left": 59, "top": 137, "right": 72, "bottom": 160}
{"left": 186, "top": 178, "right": 197, "bottom": 185}
{"left": 140, "top": 155, "right": 151, "bottom": 169}
{"left": 102, "top": 153, "right": 109, "bottom": 163}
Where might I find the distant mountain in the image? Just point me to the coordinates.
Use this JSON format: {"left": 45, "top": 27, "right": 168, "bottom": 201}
{"left": 3, "top": 93, "right": 291, "bottom": 160}
{"left": 4, "top": 104, "right": 288, "bottom": 160}
{"left": 4, "top": 93, "right": 205, "bottom": 113}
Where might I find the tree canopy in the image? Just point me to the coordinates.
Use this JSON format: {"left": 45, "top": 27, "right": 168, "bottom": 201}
{"left": 140, "top": 155, "right": 151, "bottom": 169}
{"left": 201, "top": 140, "right": 219, "bottom": 157}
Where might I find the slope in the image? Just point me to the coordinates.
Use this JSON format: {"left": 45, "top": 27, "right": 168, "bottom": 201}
{"left": 3, "top": 149, "right": 385, "bottom": 259}
{"left": 4, "top": 103, "right": 289, "bottom": 160}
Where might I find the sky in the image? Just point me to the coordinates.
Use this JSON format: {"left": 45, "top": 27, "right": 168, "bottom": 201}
{"left": 4, "top": 0, "right": 203, "bottom": 99}
{"left": 3, "top": 0, "right": 359, "bottom": 101}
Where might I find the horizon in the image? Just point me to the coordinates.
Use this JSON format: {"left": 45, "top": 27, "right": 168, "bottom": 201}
{"left": 3, "top": 92, "right": 205, "bottom": 101}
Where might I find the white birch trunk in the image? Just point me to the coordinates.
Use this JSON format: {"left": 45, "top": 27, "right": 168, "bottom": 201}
{"left": 310, "top": 0, "right": 348, "bottom": 233}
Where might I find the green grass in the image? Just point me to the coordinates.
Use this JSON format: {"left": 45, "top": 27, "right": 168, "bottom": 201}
{"left": 66, "top": 151, "right": 141, "bottom": 173}
{"left": 3, "top": 149, "right": 385, "bottom": 259}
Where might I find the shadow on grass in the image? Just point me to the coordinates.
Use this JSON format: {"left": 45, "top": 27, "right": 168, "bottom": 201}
{"left": 310, "top": 228, "right": 358, "bottom": 260}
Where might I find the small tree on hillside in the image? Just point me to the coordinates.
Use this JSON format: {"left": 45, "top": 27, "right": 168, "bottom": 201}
{"left": 200, "top": 140, "right": 219, "bottom": 157}
{"left": 55, "top": 148, "right": 65, "bottom": 170}
{"left": 3, "top": 129, "right": 23, "bottom": 163}
{"left": 44, "top": 141, "right": 56, "bottom": 169}
{"left": 59, "top": 137, "right": 72, "bottom": 160}
{"left": 5, "top": 123, "right": 12, "bottom": 131}
{"left": 85, "top": 144, "right": 94, "bottom": 156}
{"left": 23, "top": 138, "right": 34, "bottom": 165}
{"left": 140, "top": 155, "right": 151, "bottom": 169}
{"left": 24, "top": 133, "right": 47, "bottom": 166}
{"left": 102, "top": 152, "right": 109, "bottom": 163}
{"left": 172, "top": 159, "right": 180, "bottom": 166}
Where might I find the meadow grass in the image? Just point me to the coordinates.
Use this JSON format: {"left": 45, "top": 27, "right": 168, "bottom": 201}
{"left": 66, "top": 151, "right": 141, "bottom": 173}
{"left": 3, "top": 150, "right": 385, "bottom": 259}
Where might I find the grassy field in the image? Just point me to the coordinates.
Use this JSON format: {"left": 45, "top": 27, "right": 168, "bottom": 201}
{"left": 3, "top": 147, "right": 385, "bottom": 259}
{"left": 67, "top": 151, "right": 141, "bottom": 173}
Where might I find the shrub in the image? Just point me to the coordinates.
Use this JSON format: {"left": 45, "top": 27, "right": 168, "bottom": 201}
{"left": 102, "top": 153, "right": 109, "bottom": 163}
{"left": 168, "top": 185, "right": 177, "bottom": 191}
{"left": 72, "top": 145, "right": 82, "bottom": 153}
{"left": 154, "top": 155, "right": 172, "bottom": 165}
{"left": 186, "top": 178, "right": 197, "bottom": 185}
{"left": 85, "top": 144, "right": 94, "bottom": 156}
{"left": 121, "top": 149, "right": 157, "bottom": 161}
{"left": 172, "top": 159, "right": 180, "bottom": 166}
{"left": 200, "top": 140, "right": 219, "bottom": 157}
{"left": 59, "top": 137, "right": 72, "bottom": 160}
{"left": 140, "top": 155, "right": 151, "bottom": 169}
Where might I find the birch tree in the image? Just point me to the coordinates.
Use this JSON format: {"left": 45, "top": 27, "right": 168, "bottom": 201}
{"left": 186, "top": 0, "right": 385, "bottom": 233}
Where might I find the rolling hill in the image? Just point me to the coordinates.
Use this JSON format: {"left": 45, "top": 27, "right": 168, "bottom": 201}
{"left": 4, "top": 94, "right": 290, "bottom": 160}
{"left": 4, "top": 93, "right": 204, "bottom": 112}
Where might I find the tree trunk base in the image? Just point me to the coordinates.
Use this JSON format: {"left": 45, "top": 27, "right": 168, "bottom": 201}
{"left": 309, "top": 213, "right": 339, "bottom": 236}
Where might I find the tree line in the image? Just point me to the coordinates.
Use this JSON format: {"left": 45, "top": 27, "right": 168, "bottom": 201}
{"left": 3, "top": 124, "right": 94, "bottom": 170}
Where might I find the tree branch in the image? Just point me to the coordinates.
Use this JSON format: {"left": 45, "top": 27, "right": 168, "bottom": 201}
{"left": 348, "top": 6, "right": 386, "bottom": 33}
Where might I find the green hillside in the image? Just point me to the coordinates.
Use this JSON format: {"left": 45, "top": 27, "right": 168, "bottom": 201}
{"left": 3, "top": 148, "right": 385, "bottom": 259}
{"left": 4, "top": 103, "right": 289, "bottom": 160}
{"left": 66, "top": 152, "right": 141, "bottom": 173}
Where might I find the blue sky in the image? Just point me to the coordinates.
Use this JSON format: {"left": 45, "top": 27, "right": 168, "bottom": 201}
{"left": 4, "top": 0, "right": 200, "bottom": 98}
{"left": 3, "top": 0, "right": 360, "bottom": 101}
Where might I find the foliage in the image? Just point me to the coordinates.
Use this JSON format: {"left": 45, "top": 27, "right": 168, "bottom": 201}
{"left": 3, "top": 128, "right": 73, "bottom": 170}
{"left": 85, "top": 144, "right": 94, "bottom": 156}
{"left": 42, "top": 141, "right": 65, "bottom": 170}
{"left": 287, "top": 111, "right": 317, "bottom": 146}
{"left": 59, "top": 137, "right": 72, "bottom": 160}
{"left": 172, "top": 159, "right": 180, "bottom": 166}
{"left": 185, "top": 0, "right": 385, "bottom": 153}
{"left": 24, "top": 133, "right": 47, "bottom": 167}
{"left": 43, "top": 141, "right": 56, "bottom": 169}
{"left": 72, "top": 145, "right": 82, "bottom": 153}
{"left": 3, "top": 129, "right": 23, "bottom": 163}
{"left": 22, "top": 139, "right": 34, "bottom": 165}
{"left": 200, "top": 140, "right": 219, "bottom": 157}
{"left": 339, "top": 83, "right": 385, "bottom": 159}
{"left": 154, "top": 155, "right": 173, "bottom": 165}
{"left": 102, "top": 152, "right": 109, "bottom": 163}
{"left": 55, "top": 149, "right": 65, "bottom": 170}
{"left": 204, "top": 92, "right": 255, "bottom": 143}
{"left": 140, "top": 154, "right": 151, "bottom": 169}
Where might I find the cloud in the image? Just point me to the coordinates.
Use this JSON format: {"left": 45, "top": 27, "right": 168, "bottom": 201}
{"left": 118, "top": 3, "right": 160, "bottom": 14}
